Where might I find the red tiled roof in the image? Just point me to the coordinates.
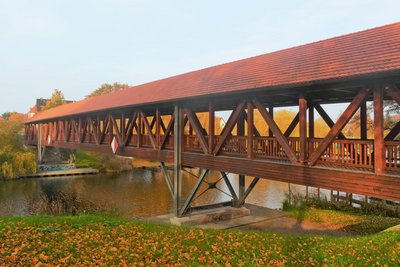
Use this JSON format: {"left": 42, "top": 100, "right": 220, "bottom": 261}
{"left": 29, "top": 22, "right": 400, "bottom": 122}
{"left": 0, "top": 116, "right": 4, "bottom": 121}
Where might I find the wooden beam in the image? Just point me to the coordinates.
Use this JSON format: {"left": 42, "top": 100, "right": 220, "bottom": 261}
{"left": 247, "top": 100, "right": 254, "bottom": 159}
{"left": 213, "top": 100, "right": 246, "bottom": 155}
{"left": 268, "top": 106, "right": 274, "bottom": 137}
{"left": 385, "top": 121, "right": 400, "bottom": 141}
{"left": 284, "top": 112, "right": 299, "bottom": 137}
{"left": 121, "top": 113, "right": 126, "bottom": 143}
{"left": 387, "top": 84, "right": 400, "bottom": 104}
{"left": 160, "top": 116, "right": 174, "bottom": 150}
{"left": 314, "top": 103, "right": 347, "bottom": 139}
{"left": 99, "top": 115, "right": 109, "bottom": 144}
{"left": 156, "top": 109, "right": 161, "bottom": 148}
{"left": 184, "top": 108, "right": 209, "bottom": 154}
{"left": 124, "top": 113, "right": 137, "bottom": 146}
{"left": 308, "top": 104, "right": 314, "bottom": 138}
{"left": 243, "top": 111, "right": 261, "bottom": 137}
{"left": 208, "top": 104, "right": 215, "bottom": 154}
{"left": 137, "top": 113, "right": 141, "bottom": 147}
{"left": 360, "top": 100, "right": 367, "bottom": 140}
{"left": 140, "top": 112, "right": 157, "bottom": 149}
{"left": 89, "top": 118, "right": 99, "bottom": 145}
{"left": 110, "top": 115, "right": 123, "bottom": 146}
{"left": 374, "top": 86, "right": 385, "bottom": 174}
{"left": 308, "top": 88, "right": 370, "bottom": 166}
{"left": 299, "top": 93, "right": 307, "bottom": 163}
{"left": 253, "top": 98, "right": 298, "bottom": 164}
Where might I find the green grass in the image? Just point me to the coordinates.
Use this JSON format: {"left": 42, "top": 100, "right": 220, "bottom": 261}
{"left": 0, "top": 215, "right": 399, "bottom": 266}
{"left": 75, "top": 150, "right": 103, "bottom": 169}
{"left": 285, "top": 206, "right": 400, "bottom": 235}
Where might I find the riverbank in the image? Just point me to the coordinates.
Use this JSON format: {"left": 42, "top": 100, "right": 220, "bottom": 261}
{"left": 0, "top": 214, "right": 399, "bottom": 266}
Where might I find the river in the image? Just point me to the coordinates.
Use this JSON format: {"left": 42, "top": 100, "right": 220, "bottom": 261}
{"left": 0, "top": 168, "right": 316, "bottom": 218}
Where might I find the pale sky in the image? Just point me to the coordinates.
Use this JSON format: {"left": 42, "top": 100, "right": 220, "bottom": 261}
{"left": 0, "top": 0, "right": 399, "bottom": 115}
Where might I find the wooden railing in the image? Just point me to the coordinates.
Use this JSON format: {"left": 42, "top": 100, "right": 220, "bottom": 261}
{"left": 308, "top": 138, "right": 375, "bottom": 170}
{"left": 26, "top": 129, "right": 400, "bottom": 175}
{"left": 386, "top": 141, "right": 400, "bottom": 173}
{"left": 253, "top": 137, "right": 290, "bottom": 160}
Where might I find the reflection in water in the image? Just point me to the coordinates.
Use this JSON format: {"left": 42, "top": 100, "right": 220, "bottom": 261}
{"left": 0, "top": 169, "right": 315, "bottom": 218}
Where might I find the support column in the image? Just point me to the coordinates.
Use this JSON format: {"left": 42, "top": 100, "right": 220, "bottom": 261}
{"left": 208, "top": 104, "right": 214, "bottom": 153}
{"left": 360, "top": 100, "right": 367, "bottom": 140}
{"left": 247, "top": 100, "right": 254, "bottom": 159}
{"left": 37, "top": 123, "right": 43, "bottom": 164}
{"left": 156, "top": 108, "right": 161, "bottom": 148}
{"left": 268, "top": 106, "right": 274, "bottom": 137}
{"left": 373, "top": 87, "right": 385, "bottom": 175}
{"left": 174, "top": 105, "right": 182, "bottom": 216}
{"left": 308, "top": 104, "right": 314, "bottom": 139}
{"left": 299, "top": 93, "right": 307, "bottom": 163}
{"left": 239, "top": 175, "right": 245, "bottom": 205}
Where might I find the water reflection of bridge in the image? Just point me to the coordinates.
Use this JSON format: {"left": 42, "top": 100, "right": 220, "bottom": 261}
{"left": 26, "top": 23, "right": 400, "bottom": 216}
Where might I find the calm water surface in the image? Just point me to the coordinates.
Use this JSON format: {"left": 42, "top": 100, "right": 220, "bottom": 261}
{"left": 0, "top": 169, "right": 316, "bottom": 217}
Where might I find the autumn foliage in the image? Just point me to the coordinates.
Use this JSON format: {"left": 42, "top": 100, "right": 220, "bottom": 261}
{"left": 0, "top": 215, "right": 399, "bottom": 266}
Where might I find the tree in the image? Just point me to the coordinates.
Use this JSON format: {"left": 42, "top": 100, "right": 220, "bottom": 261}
{"left": 42, "top": 89, "right": 66, "bottom": 111}
{"left": 86, "top": 82, "right": 129, "bottom": 98}
{"left": 1, "top": 112, "right": 16, "bottom": 120}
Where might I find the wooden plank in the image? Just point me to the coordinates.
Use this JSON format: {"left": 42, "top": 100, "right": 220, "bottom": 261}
{"left": 299, "top": 93, "right": 307, "bottom": 163}
{"left": 247, "top": 100, "right": 254, "bottom": 159}
{"left": 308, "top": 88, "right": 370, "bottom": 166}
{"left": 314, "top": 103, "right": 347, "bottom": 139}
{"left": 374, "top": 87, "right": 385, "bottom": 174}
{"left": 253, "top": 98, "right": 298, "bottom": 164}
{"left": 184, "top": 108, "right": 209, "bottom": 154}
{"left": 181, "top": 153, "right": 400, "bottom": 201}
{"left": 213, "top": 100, "right": 246, "bottom": 155}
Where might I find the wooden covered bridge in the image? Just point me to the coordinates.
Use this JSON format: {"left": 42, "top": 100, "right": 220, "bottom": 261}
{"left": 26, "top": 23, "right": 400, "bottom": 216}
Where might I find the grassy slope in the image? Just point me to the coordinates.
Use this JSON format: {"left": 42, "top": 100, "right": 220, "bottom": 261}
{"left": 75, "top": 150, "right": 103, "bottom": 169}
{"left": 286, "top": 207, "right": 400, "bottom": 235}
{"left": 0, "top": 215, "right": 399, "bottom": 266}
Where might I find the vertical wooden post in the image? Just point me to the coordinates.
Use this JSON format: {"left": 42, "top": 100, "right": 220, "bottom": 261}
{"left": 174, "top": 105, "right": 182, "bottom": 216}
{"left": 268, "top": 106, "right": 274, "bottom": 137}
{"left": 208, "top": 103, "right": 215, "bottom": 154}
{"left": 308, "top": 104, "right": 314, "bottom": 138}
{"left": 237, "top": 111, "right": 245, "bottom": 136}
{"left": 360, "top": 100, "right": 367, "bottom": 140}
{"left": 247, "top": 100, "right": 254, "bottom": 159}
{"left": 121, "top": 113, "right": 125, "bottom": 143}
{"left": 37, "top": 123, "right": 43, "bottom": 164}
{"left": 299, "top": 93, "right": 307, "bottom": 163}
{"left": 109, "top": 117, "right": 113, "bottom": 145}
{"left": 137, "top": 113, "right": 141, "bottom": 147}
{"left": 156, "top": 108, "right": 160, "bottom": 148}
{"left": 239, "top": 174, "right": 245, "bottom": 205}
{"left": 373, "top": 86, "right": 385, "bottom": 174}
